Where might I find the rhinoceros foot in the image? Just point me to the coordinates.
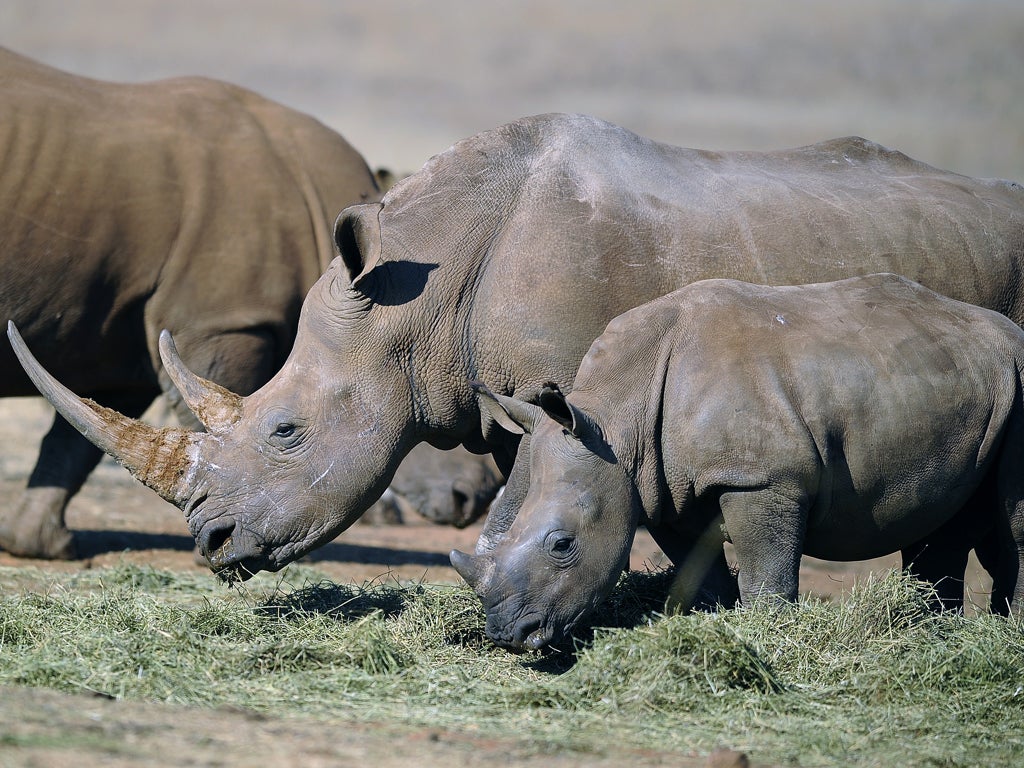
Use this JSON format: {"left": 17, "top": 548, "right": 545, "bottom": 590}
{"left": 0, "top": 487, "right": 77, "bottom": 559}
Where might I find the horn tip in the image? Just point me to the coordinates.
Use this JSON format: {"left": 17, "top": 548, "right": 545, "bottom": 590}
{"left": 449, "top": 548, "right": 472, "bottom": 575}
{"left": 450, "top": 548, "right": 490, "bottom": 589}
{"left": 158, "top": 329, "right": 178, "bottom": 363}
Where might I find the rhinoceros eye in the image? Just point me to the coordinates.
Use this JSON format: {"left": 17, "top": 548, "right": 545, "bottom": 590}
{"left": 273, "top": 423, "right": 296, "bottom": 438}
{"left": 544, "top": 531, "right": 578, "bottom": 563}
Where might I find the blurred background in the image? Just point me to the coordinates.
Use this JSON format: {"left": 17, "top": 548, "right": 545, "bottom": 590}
{"left": 2, "top": 0, "right": 1016, "bottom": 598}
{"left": 3, "top": 0, "right": 1022, "bottom": 181}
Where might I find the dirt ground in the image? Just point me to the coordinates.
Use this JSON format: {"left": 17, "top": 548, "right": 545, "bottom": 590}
{"left": 0, "top": 1, "right": 1017, "bottom": 765}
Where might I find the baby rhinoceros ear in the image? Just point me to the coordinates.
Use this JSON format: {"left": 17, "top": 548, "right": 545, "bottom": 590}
{"left": 538, "top": 383, "right": 605, "bottom": 448}
{"left": 471, "top": 380, "right": 542, "bottom": 435}
{"left": 538, "top": 383, "right": 575, "bottom": 432}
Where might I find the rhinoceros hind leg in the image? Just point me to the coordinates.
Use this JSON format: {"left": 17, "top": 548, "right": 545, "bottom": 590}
{"left": 981, "top": 409, "right": 1024, "bottom": 616}
{"left": 660, "top": 515, "right": 738, "bottom": 614}
{"left": 901, "top": 536, "right": 971, "bottom": 613}
{"left": 900, "top": 488, "right": 995, "bottom": 614}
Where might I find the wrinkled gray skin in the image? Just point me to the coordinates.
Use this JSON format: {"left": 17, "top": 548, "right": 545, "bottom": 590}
{"left": 365, "top": 443, "right": 503, "bottom": 527}
{"left": 0, "top": 48, "right": 379, "bottom": 558}
{"left": 10, "top": 113, "right": 1024, "bottom": 583}
{"left": 457, "top": 275, "right": 1024, "bottom": 651}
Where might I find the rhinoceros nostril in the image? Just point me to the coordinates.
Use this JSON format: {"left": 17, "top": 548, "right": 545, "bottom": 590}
{"left": 512, "top": 617, "right": 546, "bottom": 650}
{"left": 200, "top": 518, "right": 236, "bottom": 560}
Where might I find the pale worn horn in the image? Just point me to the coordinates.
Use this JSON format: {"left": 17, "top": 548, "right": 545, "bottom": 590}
{"left": 7, "top": 321, "right": 201, "bottom": 506}
{"left": 449, "top": 548, "right": 494, "bottom": 592}
{"left": 158, "top": 330, "right": 242, "bottom": 434}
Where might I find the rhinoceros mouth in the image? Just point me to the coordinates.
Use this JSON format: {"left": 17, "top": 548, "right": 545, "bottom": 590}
{"left": 208, "top": 544, "right": 280, "bottom": 584}
{"left": 213, "top": 559, "right": 263, "bottom": 585}
{"left": 191, "top": 508, "right": 279, "bottom": 583}
{"left": 486, "top": 611, "right": 547, "bottom": 653}
{"left": 494, "top": 606, "right": 591, "bottom": 652}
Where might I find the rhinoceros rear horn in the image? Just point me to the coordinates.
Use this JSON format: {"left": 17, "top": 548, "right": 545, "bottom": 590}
{"left": 158, "top": 330, "right": 242, "bottom": 434}
{"left": 6, "top": 321, "right": 200, "bottom": 506}
{"left": 449, "top": 548, "right": 494, "bottom": 592}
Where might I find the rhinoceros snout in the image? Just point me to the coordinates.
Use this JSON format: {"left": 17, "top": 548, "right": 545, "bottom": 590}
{"left": 195, "top": 518, "right": 274, "bottom": 583}
{"left": 485, "top": 615, "right": 553, "bottom": 653}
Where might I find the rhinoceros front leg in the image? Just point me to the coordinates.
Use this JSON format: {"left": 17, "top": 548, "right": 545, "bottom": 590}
{"left": 0, "top": 393, "right": 153, "bottom": 559}
{"left": 719, "top": 488, "right": 806, "bottom": 606}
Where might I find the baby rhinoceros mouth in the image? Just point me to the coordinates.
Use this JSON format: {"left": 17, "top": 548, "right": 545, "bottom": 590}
{"left": 504, "top": 605, "right": 594, "bottom": 652}
{"left": 488, "top": 614, "right": 553, "bottom": 653}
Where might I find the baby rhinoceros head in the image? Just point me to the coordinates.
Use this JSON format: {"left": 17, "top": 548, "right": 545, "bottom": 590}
{"left": 451, "top": 384, "right": 640, "bottom": 651}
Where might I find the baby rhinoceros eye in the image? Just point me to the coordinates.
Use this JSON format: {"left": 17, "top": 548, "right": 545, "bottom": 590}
{"left": 551, "top": 537, "right": 574, "bottom": 553}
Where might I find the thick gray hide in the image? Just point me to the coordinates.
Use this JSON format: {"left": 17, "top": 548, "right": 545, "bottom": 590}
{"left": 460, "top": 275, "right": 1024, "bottom": 650}
{"left": 13, "top": 112, "right": 1024, "bottom": 581}
{"left": 0, "top": 48, "right": 379, "bottom": 558}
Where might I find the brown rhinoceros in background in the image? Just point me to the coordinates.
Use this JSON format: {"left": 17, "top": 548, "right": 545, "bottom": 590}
{"left": 9, "top": 113, "right": 1024, "bottom": 584}
{"left": 364, "top": 443, "right": 504, "bottom": 527}
{"left": 0, "top": 47, "right": 380, "bottom": 559}
{"left": 456, "top": 274, "right": 1024, "bottom": 650}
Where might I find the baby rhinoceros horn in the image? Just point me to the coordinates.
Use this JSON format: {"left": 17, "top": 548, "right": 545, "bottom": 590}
{"left": 449, "top": 549, "right": 494, "bottom": 592}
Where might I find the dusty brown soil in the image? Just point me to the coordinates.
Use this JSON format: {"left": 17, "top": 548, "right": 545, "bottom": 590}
{"left": 0, "top": 685, "right": 727, "bottom": 768}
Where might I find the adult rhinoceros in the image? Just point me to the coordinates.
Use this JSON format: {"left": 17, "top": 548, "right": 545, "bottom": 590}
{"left": 458, "top": 274, "right": 1024, "bottom": 649}
{"left": 9, "top": 113, "right": 1024, "bottom": 582}
{"left": 0, "top": 47, "right": 380, "bottom": 558}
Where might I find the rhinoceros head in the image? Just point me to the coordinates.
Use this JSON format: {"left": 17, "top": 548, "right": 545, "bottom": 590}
{"left": 451, "top": 384, "right": 640, "bottom": 651}
{"left": 6, "top": 203, "right": 437, "bottom": 581}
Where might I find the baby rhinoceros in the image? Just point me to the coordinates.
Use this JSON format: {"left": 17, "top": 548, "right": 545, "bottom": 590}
{"left": 452, "top": 273, "right": 1024, "bottom": 651}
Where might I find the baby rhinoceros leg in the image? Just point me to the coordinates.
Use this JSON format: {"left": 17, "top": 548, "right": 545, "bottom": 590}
{"left": 719, "top": 488, "right": 807, "bottom": 606}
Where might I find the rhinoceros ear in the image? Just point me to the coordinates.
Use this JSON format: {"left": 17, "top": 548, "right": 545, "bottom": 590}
{"left": 333, "top": 202, "right": 384, "bottom": 289}
{"left": 471, "top": 381, "right": 541, "bottom": 436}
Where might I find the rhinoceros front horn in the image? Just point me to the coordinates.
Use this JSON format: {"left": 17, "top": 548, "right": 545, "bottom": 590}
{"left": 158, "top": 330, "right": 242, "bottom": 434}
{"left": 7, "top": 321, "right": 200, "bottom": 506}
{"left": 449, "top": 549, "right": 494, "bottom": 592}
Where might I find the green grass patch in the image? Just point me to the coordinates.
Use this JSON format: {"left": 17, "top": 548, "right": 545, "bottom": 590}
{"left": 0, "top": 562, "right": 1020, "bottom": 766}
